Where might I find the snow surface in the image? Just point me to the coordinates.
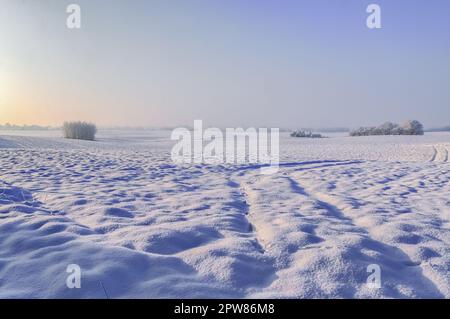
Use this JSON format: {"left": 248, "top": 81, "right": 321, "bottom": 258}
{"left": 0, "top": 130, "right": 449, "bottom": 298}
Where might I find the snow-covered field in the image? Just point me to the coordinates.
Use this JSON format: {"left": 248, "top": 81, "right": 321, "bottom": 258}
{"left": 0, "top": 130, "right": 449, "bottom": 298}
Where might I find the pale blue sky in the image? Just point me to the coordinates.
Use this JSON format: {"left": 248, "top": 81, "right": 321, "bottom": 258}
{"left": 1, "top": 0, "right": 449, "bottom": 128}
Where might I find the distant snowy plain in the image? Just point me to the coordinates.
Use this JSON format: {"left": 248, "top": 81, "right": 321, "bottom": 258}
{"left": 0, "top": 130, "right": 449, "bottom": 298}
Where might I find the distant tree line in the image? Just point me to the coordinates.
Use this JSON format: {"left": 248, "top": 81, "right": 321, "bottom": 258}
{"left": 426, "top": 125, "right": 450, "bottom": 132}
{"left": 0, "top": 123, "right": 52, "bottom": 130}
{"left": 350, "top": 120, "right": 424, "bottom": 136}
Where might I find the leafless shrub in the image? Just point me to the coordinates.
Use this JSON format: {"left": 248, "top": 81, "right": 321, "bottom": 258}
{"left": 63, "top": 121, "right": 97, "bottom": 141}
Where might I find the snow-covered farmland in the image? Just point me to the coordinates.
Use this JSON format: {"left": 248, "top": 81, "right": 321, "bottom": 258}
{"left": 0, "top": 130, "right": 449, "bottom": 298}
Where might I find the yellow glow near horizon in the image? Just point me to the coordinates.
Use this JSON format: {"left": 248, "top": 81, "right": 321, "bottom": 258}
{"left": 0, "top": 64, "right": 41, "bottom": 125}
{"left": 0, "top": 68, "right": 9, "bottom": 118}
{"left": 0, "top": 68, "right": 31, "bottom": 125}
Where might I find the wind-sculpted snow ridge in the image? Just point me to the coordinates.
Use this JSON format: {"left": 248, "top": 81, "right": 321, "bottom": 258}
{"left": 0, "top": 131, "right": 449, "bottom": 298}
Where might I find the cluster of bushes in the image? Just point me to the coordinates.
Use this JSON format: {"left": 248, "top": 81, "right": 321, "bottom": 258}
{"left": 63, "top": 121, "right": 97, "bottom": 141}
{"left": 290, "top": 130, "right": 324, "bottom": 138}
{"left": 350, "top": 120, "right": 424, "bottom": 136}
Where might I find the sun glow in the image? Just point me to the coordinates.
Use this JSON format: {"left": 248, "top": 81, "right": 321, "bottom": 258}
{"left": 0, "top": 68, "right": 8, "bottom": 114}
{"left": 0, "top": 66, "right": 21, "bottom": 123}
